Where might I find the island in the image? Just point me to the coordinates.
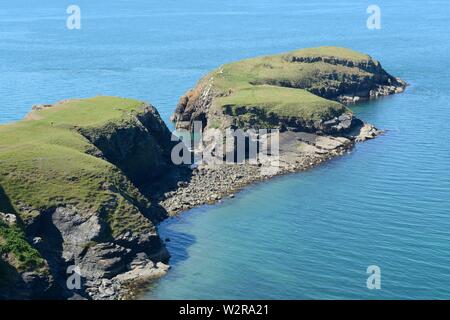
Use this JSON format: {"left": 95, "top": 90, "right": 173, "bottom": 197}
{"left": 171, "top": 46, "right": 405, "bottom": 133}
{"left": 165, "top": 46, "right": 406, "bottom": 213}
{"left": 0, "top": 47, "right": 405, "bottom": 300}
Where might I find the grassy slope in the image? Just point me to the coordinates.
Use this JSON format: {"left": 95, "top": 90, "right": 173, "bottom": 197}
{"left": 0, "top": 221, "right": 46, "bottom": 274}
{"left": 0, "top": 97, "right": 155, "bottom": 274}
{"left": 219, "top": 85, "right": 346, "bottom": 121}
{"left": 203, "top": 46, "right": 377, "bottom": 120}
{"left": 0, "top": 96, "right": 144, "bottom": 215}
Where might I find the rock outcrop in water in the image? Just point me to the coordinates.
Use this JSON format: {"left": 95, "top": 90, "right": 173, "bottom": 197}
{"left": 162, "top": 47, "right": 404, "bottom": 215}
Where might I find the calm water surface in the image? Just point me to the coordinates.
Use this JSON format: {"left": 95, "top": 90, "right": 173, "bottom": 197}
{"left": 1, "top": 0, "right": 449, "bottom": 299}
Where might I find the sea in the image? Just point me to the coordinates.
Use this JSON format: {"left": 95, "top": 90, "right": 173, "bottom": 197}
{"left": 1, "top": 0, "right": 450, "bottom": 299}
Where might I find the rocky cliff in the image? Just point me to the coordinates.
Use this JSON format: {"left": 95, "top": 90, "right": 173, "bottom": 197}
{"left": 171, "top": 46, "right": 406, "bottom": 134}
{"left": 156, "top": 47, "right": 406, "bottom": 217}
{"left": 0, "top": 97, "right": 176, "bottom": 299}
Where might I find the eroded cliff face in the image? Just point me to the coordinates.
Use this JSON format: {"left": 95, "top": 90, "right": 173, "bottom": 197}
{"left": 0, "top": 212, "right": 54, "bottom": 300}
{"left": 79, "top": 104, "right": 176, "bottom": 186}
{"left": 171, "top": 77, "right": 362, "bottom": 135}
{"left": 279, "top": 54, "right": 406, "bottom": 101}
{"left": 0, "top": 98, "right": 176, "bottom": 300}
{"left": 171, "top": 47, "right": 406, "bottom": 134}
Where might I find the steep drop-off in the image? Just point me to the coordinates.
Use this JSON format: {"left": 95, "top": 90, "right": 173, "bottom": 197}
{"left": 0, "top": 97, "right": 176, "bottom": 299}
{"left": 171, "top": 46, "right": 406, "bottom": 133}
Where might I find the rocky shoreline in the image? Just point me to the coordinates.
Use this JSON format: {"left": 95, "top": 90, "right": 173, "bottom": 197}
{"left": 156, "top": 126, "right": 380, "bottom": 217}
{"left": 84, "top": 255, "right": 170, "bottom": 300}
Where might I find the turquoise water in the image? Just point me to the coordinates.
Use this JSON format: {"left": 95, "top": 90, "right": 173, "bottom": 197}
{"left": 1, "top": 1, "right": 450, "bottom": 299}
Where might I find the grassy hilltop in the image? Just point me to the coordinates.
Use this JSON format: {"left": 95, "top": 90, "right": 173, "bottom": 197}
{"left": 0, "top": 97, "right": 147, "bottom": 219}
{"left": 210, "top": 47, "right": 365, "bottom": 119}
{"left": 1, "top": 97, "right": 141, "bottom": 212}
{"left": 172, "top": 46, "right": 404, "bottom": 131}
{"left": 0, "top": 97, "right": 172, "bottom": 282}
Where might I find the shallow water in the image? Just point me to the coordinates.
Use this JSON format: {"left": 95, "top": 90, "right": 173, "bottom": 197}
{"left": 1, "top": 0, "right": 450, "bottom": 299}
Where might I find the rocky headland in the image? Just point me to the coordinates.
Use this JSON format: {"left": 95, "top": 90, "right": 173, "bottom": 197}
{"left": 171, "top": 46, "right": 405, "bottom": 133}
{"left": 164, "top": 46, "right": 405, "bottom": 215}
{"left": 0, "top": 47, "right": 405, "bottom": 300}
{"left": 0, "top": 97, "right": 175, "bottom": 300}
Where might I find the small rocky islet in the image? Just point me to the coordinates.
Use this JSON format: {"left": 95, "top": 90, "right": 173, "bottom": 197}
{"left": 0, "top": 47, "right": 405, "bottom": 299}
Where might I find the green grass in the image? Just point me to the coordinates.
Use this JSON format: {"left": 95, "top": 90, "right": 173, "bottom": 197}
{"left": 29, "top": 96, "right": 144, "bottom": 127}
{"left": 0, "top": 97, "right": 144, "bottom": 214}
{"left": 218, "top": 85, "right": 346, "bottom": 120}
{"left": 0, "top": 96, "right": 156, "bottom": 246}
{"left": 213, "top": 47, "right": 372, "bottom": 90}
{"left": 0, "top": 96, "right": 159, "bottom": 272}
{"left": 189, "top": 46, "right": 383, "bottom": 126}
{"left": 208, "top": 119, "right": 222, "bottom": 129}
{"left": 0, "top": 221, "right": 46, "bottom": 273}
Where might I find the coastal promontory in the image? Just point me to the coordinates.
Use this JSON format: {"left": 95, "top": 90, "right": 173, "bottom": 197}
{"left": 171, "top": 46, "right": 405, "bottom": 134}
{"left": 0, "top": 97, "right": 175, "bottom": 299}
{"left": 162, "top": 47, "right": 406, "bottom": 213}
{"left": 0, "top": 47, "right": 406, "bottom": 300}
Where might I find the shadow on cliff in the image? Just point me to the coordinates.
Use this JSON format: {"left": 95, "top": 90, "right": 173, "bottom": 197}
{"left": 0, "top": 185, "right": 24, "bottom": 299}
{"left": 162, "top": 226, "right": 196, "bottom": 267}
{"left": 0, "top": 259, "right": 26, "bottom": 299}
{"left": 141, "top": 164, "right": 193, "bottom": 210}
{"left": 29, "top": 209, "right": 75, "bottom": 299}
{"left": 0, "top": 258, "right": 57, "bottom": 300}
{"left": 0, "top": 185, "right": 16, "bottom": 214}
{"left": 143, "top": 227, "right": 196, "bottom": 297}
{"left": 0, "top": 188, "right": 64, "bottom": 299}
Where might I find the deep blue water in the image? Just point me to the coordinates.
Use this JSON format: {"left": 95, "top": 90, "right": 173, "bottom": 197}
{"left": 1, "top": 1, "right": 450, "bottom": 299}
